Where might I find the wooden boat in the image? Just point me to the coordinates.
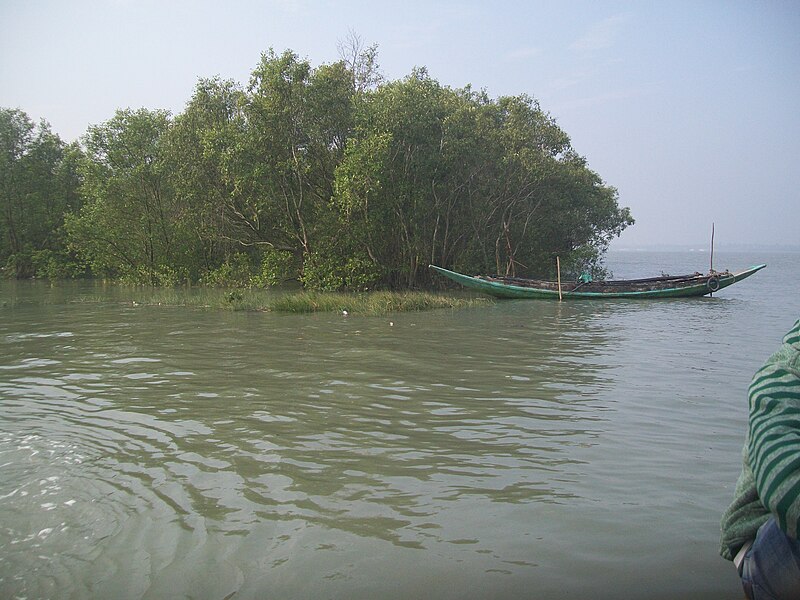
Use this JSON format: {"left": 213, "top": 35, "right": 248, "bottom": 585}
{"left": 429, "top": 263, "right": 766, "bottom": 299}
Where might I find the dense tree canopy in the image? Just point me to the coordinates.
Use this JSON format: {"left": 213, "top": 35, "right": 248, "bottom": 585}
{"left": 1, "top": 44, "right": 633, "bottom": 287}
{"left": 0, "top": 108, "right": 82, "bottom": 278}
{"left": 65, "top": 108, "right": 192, "bottom": 284}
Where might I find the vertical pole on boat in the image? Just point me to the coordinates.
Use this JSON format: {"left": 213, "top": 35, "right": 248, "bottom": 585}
{"left": 709, "top": 222, "right": 715, "bottom": 297}
{"left": 710, "top": 222, "right": 715, "bottom": 273}
{"left": 556, "top": 256, "right": 563, "bottom": 301}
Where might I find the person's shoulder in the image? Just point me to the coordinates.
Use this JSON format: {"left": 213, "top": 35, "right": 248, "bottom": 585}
{"left": 783, "top": 319, "right": 800, "bottom": 351}
{"left": 749, "top": 320, "right": 800, "bottom": 405}
{"left": 776, "top": 318, "right": 800, "bottom": 374}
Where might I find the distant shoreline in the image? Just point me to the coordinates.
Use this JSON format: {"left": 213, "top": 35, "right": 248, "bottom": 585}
{"left": 609, "top": 245, "right": 800, "bottom": 253}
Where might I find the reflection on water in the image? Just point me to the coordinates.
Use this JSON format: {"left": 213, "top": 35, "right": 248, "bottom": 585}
{"left": 1, "top": 252, "right": 797, "bottom": 599}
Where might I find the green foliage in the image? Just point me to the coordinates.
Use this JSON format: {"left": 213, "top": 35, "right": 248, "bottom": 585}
{"left": 119, "top": 265, "right": 189, "bottom": 286}
{"left": 162, "top": 77, "right": 249, "bottom": 269}
{"left": 301, "top": 248, "right": 383, "bottom": 291}
{"left": 253, "top": 248, "right": 299, "bottom": 287}
{"left": 5, "top": 41, "right": 634, "bottom": 287}
{"left": 66, "top": 108, "right": 201, "bottom": 284}
{"left": 560, "top": 245, "right": 611, "bottom": 281}
{"left": 0, "top": 109, "right": 83, "bottom": 278}
{"left": 200, "top": 252, "right": 253, "bottom": 287}
{"left": 224, "top": 289, "right": 244, "bottom": 305}
{"left": 328, "top": 72, "right": 633, "bottom": 285}
{"left": 268, "top": 290, "right": 489, "bottom": 314}
{"left": 73, "top": 286, "right": 490, "bottom": 314}
{"left": 30, "top": 249, "right": 86, "bottom": 280}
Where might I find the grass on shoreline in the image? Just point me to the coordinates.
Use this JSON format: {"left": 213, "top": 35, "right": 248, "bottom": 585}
{"left": 270, "top": 290, "right": 492, "bottom": 314}
{"left": 74, "top": 287, "right": 492, "bottom": 315}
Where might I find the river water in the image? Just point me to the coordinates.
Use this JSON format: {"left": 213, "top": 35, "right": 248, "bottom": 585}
{"left": 1, "top": 250, "right": 798, "bottom": 600}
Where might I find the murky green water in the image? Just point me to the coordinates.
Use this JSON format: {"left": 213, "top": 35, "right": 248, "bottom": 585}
{"left": 1, "top": 251, "right": 798, "bottom": 599}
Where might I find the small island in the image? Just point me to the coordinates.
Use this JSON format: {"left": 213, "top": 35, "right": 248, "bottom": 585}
{"left": 1, "top": 43, "right": 632, "bottom": 312}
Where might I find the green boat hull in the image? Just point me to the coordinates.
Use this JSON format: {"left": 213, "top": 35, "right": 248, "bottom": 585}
{"left": 429, "top": 264, "right": 766, "bottom": 300}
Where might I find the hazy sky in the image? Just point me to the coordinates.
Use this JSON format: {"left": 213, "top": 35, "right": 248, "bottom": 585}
{"left": 2, "top": 0, "right": 798, "bottom": 248}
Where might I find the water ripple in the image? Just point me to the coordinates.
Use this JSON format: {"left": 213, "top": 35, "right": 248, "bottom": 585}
{"left": 3, "top": 261, "right": 791, "bottom": 598}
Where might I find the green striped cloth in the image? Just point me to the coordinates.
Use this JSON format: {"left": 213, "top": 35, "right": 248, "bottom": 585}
{"left": 720, "top": 318, "right": 800, "bottom": 561}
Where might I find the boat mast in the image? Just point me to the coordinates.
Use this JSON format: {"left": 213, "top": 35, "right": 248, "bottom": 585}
{"left": 709, "top": 222, "right": 715, "bottom": 297}
{"left": 710, "top": 222, "right": 715, "bottom": 273}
